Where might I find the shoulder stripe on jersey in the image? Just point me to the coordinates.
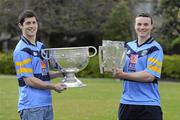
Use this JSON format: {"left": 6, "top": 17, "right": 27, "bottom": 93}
{"left": 21, "top": 48, "right": 33, "bottom": 55}
{"left": 126, "top": 44, "right": 160, "bottom": 58}
{"left": 21, "top": 47, "right": 41, "bottom": 58}
{"left": 17, "top": 68, "right": 33, "bottom": 74}
{"left": 148, "top": 58, "right": 162, "bottom": 67}
{"left": 147, "top": 46, "right": 159, "bottom": 54}
{"left": 126, "top": 44, "right": 135, "bottom": 54}
{"left": 137, "top": 46, "right": 159, "bottom": 57}
{"left": 147, "top": 65, "right": 161, "bottom": 74}
{"left": 16, "top": 58, "right": 32, "bottom": 66}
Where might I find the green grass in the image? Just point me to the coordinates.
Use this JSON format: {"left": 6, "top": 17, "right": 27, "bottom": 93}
{"left": 0, "top": 75, "right": 180, "bottom": 120}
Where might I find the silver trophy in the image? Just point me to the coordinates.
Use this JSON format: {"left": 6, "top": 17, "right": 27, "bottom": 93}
{"left": 99, "top": 40, "right": 127, "bottom": 75}
{"left": 41, "top": 46, "right": 97, "bottom": 88}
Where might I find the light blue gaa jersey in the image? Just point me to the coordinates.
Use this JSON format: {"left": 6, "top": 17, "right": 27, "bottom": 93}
{"left": 13, "top": 36, "right": 52, "bottom": 111}
{"left": 121, "top": 37, "right": 164, "bottom": 106}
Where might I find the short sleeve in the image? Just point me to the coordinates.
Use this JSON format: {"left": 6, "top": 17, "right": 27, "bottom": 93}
{"left": 14, "top": 51, "right": 34, "bottom": 78}
{"left": 145, "top": 48, "right": 164, "bottom": 79}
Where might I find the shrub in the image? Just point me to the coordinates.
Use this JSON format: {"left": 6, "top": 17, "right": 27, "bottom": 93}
{"left": 77, "top": 55, "right": 112, "bottom": 78}
{"left": 1, "top": 52, "right": 180, "bottom": 80}
{"left": 161, "top": 55, "right": 180, "bottom": 79}
{"left": 0, "top": 52, "right": 16, "bottom": 74}
{"left": 78, "top": 54, "right": 180, "bottom": 80}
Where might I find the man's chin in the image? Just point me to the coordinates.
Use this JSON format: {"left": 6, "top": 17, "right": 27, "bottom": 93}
{"left": 139, "top": 34, "right": 149, "bottom": 38}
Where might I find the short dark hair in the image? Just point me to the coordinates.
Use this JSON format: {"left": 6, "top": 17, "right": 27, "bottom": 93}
{"left": 18, "top": 10, "right": 38, "bottom": 25}
{"left": 136, "top": 13, "right": 153, "bottom": 24}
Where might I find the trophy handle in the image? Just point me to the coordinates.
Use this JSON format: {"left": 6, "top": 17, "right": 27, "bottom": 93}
{"left": 119, "top": 48, "right": 127, "bottom": 69}
{"left": 88, "top": 46, "right": 97, "bottom": 57}
{"left": 99, "top": 46, "right": 104, "bottom": 74}
{"left": 41, "top": 49, "right": 50, "bottom": 60}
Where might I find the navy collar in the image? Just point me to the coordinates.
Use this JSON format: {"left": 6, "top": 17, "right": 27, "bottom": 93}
{"left": 21, "top": 35, "right": 37, "bottom": 46}
{"left": 135, "top": 36, "right": 154, "bottom": 47}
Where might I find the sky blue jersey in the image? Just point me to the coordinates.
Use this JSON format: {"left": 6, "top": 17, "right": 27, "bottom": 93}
{"left": 13, "top": 36, "right": 52, "bottom": 111}
{"left": 121, "top": 37, "right": 164, "bottom": 106}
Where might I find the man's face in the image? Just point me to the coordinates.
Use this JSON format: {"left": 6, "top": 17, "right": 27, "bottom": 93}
{"left": 19, "top": 17, "right": 38, "bottom": 37}
{"left": 134, "top": 17, "right": 153, "bottom": 38}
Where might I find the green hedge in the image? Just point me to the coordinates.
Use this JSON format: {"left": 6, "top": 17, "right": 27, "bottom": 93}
{"left": 161, "top": 55, "right": 180, "bottom": 79}
{"left": 0, "top": 52, "right": 16, "bottom": 74}
{"left": 0, "top": 52, "right": 180, "bottom": 80}
{"left": 79, "top": 55, "right": 180, "bottom": 80}
{"left": 77, "top": 55, "right": 112, "bottom": 78}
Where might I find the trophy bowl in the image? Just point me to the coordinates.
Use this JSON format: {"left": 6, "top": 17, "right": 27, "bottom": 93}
{"left": 41, "top": 46, "right": 97, "bottom": 88}
{"left": 99, "top": 40, "right": 127, "bottom": 75}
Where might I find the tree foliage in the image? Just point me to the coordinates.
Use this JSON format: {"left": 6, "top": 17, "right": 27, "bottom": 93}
{"left": 0, "top": 0, "right": 23, "bottom": 36}
{"left": 154, "top": 0, "right": 180, "bottom": 54}
{"left": 0, "top": 0, "right": 116, "bottom": 34}
{"left": 31, "top": 0, "right": 116, "bottom": 34}
{"left": 102, "top": 0, "right": 132, "bottom": 41}
{"left": 0, "top": 0, "right": 132, "bottom": 48}
{"left": 155, "top": 0, "right": 179, "bottom": 39}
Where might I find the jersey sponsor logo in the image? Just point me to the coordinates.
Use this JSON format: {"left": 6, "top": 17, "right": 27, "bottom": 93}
{"left": 130, "top": 54, "right": 138, "bottom": 64}
{"left": 128, "top": 54, "right": 138, "bottom": 71}
{"left": 41, "top": 60, "right": 47, "bottom": 75}
{"left": 41, "top": 60, "right": 46, "bottom": 69}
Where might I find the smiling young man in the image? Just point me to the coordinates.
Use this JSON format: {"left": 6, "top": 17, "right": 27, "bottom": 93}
{"left": 13, "top": 10, "right": 66, "bottom": 120}
{"left": 114, "top": 13, "right": 164, "bottom": 120}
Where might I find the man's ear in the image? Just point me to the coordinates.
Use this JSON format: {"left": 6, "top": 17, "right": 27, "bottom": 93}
{"left": 18, "top": 23, "right": 22, "bottom": 29}
{"left": 151, "top": 26, "right": 154, "bottom": 31}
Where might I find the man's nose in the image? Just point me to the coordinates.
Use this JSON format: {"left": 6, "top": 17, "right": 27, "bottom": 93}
{"left": 139, "top": 25, "right": 145, "bottom": 29}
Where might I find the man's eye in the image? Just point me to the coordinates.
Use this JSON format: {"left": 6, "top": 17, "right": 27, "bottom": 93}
{"left": 144, "top": 23, "right": 149, "bottom": 26}
{"left": 25, "top": 22, "right": 31, "bottom": 25}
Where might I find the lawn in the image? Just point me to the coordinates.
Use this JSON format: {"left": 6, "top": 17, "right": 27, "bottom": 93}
{"left": 0, "top": 75, "right": 180, "bottom": 120}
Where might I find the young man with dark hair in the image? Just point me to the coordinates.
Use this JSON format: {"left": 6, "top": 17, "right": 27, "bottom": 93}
{"left": 114, "top": 13, "right": 164, "bottom": 120}
{"left": 13, "top": 10, "right": 66, "bottom": 120}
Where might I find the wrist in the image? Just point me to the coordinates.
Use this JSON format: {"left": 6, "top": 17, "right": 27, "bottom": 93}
{"left": 46, "top": 83, "right": 55, "bottom": 90}
{"left": 119, "top": 71, "right": 126, "bottom": 79}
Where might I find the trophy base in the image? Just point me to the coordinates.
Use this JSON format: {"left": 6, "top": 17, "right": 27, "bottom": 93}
{"left": 62, "top": 81, "right": 86, "bottom": 88}
{"left": 61, "top": 73, "right": 86, "bottom": 88}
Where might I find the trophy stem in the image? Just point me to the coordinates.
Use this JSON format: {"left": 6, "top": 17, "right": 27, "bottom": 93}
{"left": 61, "top": 72, "right": 86, "bottom": 88}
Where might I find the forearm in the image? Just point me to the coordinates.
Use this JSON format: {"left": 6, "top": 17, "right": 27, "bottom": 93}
{"left": 24, "top": 77, "right": 55, "bottom": 90}
{"left": 49, "top": 71, "right": 64, "bottom": 79}
{"left": 24, "top": 77, "right": 67, "bottom": 93}
{"left": 115, "top": 69, "right": 155, "bottom": 82}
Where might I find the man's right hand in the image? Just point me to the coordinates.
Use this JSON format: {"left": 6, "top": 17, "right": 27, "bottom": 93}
{"left": 53, "top": 83, "right": 67, "bottom": 93}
